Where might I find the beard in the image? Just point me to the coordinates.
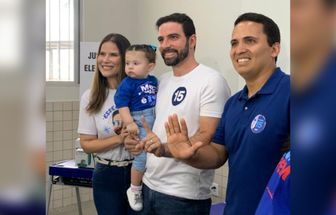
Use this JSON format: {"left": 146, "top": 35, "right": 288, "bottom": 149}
{"left": 161, "top": 42, "right": 189, "bottom": 66}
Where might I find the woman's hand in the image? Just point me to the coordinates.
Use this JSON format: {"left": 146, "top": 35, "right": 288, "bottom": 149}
{"left": 123, "top": 133, "right": 142, "bottom": 155}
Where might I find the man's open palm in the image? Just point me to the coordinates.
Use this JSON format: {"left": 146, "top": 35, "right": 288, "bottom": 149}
{"left": 165, "top": 114, "right": 203, "bottom": 160}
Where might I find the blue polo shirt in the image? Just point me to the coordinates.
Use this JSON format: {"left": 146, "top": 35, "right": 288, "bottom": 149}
{"left": 213, "top": 67, "right": 290, "bottom": 215}
{"left": 292, "top": 50, "right": 336, "bottom": 215}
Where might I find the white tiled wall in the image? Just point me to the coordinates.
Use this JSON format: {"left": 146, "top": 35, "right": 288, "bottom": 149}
{"left": 212, "top": 163, "right": 229, "bottom": 203}
{"left": 46, "top": 101, "right": 94, "bottom": 209}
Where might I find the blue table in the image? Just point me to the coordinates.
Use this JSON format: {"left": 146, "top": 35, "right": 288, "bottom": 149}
{"left": 47, "top": 160, "right": 94, "bottom": 215}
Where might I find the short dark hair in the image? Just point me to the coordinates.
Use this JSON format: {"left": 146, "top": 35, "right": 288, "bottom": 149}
{"left": 156, "top": 13, "right": 196, "bottom": 38}
{"left": 126, "top": 44, "right": 156, "bottom": 63}
{"left": 235, "top": 13, "right": 280, "bottom": 62}
{"left": 234, "top": 12, "right": 281, "bottom": 47}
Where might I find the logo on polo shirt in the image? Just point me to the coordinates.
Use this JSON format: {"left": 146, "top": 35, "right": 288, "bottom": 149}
{"left": 251, "top": 114, "right": 267, "bottom": 133}
{"left": 172, "top": 87, "right": 187, "bottom": 106}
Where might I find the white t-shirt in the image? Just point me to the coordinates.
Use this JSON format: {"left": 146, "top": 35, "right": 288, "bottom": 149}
{"left": 143, "top": 64, "right": 231, "bottom": 200}
{"left": 78, "top": 89, "right": 133, "bottom": 161}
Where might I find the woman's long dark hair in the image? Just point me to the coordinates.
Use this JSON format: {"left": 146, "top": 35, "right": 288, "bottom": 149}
{"left": 86, "top": 33, "right": 130, "bottom": 114}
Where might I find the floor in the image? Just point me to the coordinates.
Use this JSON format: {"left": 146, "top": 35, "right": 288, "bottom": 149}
{"left": 49, "top": 200, "right": 97, "bottom": 215}
{"left": 49, "top": 199, "right": 224, "bottom": 215}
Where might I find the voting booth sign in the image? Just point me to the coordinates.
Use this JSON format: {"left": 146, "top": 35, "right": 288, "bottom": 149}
{"left": 80, "top": 42, "right": 99, "bottom": 96}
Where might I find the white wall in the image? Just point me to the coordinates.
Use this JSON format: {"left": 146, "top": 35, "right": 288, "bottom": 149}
{"left": 80, "top": 0, "right": 138, "bottom": 42}
{"left": 135, "top": 0, "right": 290, "bottom": 93}
{"left": 46, "top": 0, "right": 290, "bottom": 101}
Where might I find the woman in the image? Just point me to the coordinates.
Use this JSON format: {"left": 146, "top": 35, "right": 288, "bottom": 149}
{"left": 78, "top": 33, "right": 137, "bottom": 215}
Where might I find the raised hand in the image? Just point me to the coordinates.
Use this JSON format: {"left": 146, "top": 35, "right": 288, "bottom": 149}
{"left": 165, "top": 114, "right": 204, "bottom": 160}
{"left": 141, "top": 116, "right": 164, "bottom": 157}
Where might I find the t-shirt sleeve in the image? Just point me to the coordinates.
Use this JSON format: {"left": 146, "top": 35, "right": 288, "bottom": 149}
{"left": 200, "top": 73, "right": 231, "bottom": 118}
{"left": 114, "top": 79, "right": 132, "bottom": 108}
{"left": 212, "top": 100, "right": 230, "bottom": 146}
{"left": 77, "top": 90, "right": 98, "bottom": 135}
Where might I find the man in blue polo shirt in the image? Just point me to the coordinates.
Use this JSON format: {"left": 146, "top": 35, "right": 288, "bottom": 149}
{"left": 163, "top": 12, "right": 289, "bottom": 215}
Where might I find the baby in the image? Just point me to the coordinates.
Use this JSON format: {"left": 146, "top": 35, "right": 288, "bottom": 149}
{"left": 114, "top": 44, "right": 157, "bottom": 211}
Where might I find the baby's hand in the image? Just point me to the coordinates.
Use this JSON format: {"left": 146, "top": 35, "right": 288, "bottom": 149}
{"left": 126, "top": 122, "right": 139, "bottom": 135}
